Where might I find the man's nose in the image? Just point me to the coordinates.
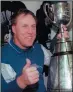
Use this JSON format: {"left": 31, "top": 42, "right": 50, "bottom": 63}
{"left": 28, "top": 27, "right": 33, "bottom": 34}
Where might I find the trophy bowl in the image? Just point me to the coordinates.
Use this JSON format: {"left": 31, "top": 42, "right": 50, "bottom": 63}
{"left": 53, "top": 1, "right": 71, "bottom": 28}
{"left": 43, "top": 1, "right": 72, "bottom": 29}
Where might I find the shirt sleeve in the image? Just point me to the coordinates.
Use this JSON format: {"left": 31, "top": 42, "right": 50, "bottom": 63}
{"left": 1, "top": 63, "right": 23, "bottom": 92}
{"left": 41, "top": 45, "right": 52, "bottom": 66}
{"left": 1, "top": 75, "right": 23, "bottom": 92}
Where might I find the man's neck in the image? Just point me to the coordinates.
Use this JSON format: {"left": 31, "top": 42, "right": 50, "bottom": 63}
{"left": 13, "top": 38, "right": 27, "bottom": 50}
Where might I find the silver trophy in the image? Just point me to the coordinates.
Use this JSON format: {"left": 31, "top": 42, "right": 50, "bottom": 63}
{"left": 43, "top": 1, "right": 73, "bottom": 92}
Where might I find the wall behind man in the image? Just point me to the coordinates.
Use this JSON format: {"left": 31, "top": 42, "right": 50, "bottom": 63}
{"left": 22, "top": 1, "right": 42, "bottom": 15}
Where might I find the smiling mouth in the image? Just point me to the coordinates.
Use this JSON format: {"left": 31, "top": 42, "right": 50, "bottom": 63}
{"left": 27, "top": 37, "right": 32, "bottom": 38}
{"left": 27, "top": 37, "right": 32, "bottom": 39}
{"left": 24, "top": 37, "right": 32, "bottom": 40}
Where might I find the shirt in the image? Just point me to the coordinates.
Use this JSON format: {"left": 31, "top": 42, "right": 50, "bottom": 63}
{"left": 1, "top": 38, "right": 46, "bottom": 92}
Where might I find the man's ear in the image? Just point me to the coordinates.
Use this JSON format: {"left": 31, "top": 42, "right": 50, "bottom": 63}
{"left": 12, "top": 25, "right": 16, "bottom": 34}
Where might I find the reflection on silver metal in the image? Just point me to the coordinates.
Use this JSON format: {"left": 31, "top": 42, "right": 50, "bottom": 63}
{"left": 59, "top": 55, "right": 72, "bottom": 89}
{"left": 53, "top": 2, "right": 71, "bottom": 27}
{"left": 43, "top": 1, "right": 72, "bottom": 28}
{"left": 51, "top": 25, "right": 73, "bottom": 92}
{"left": 46, "top": 1, "right": 72, "bottom": 92}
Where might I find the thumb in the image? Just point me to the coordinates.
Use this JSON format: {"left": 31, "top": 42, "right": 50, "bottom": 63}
{"left": 23, "top": 58, "right": 31, "bottom": 70}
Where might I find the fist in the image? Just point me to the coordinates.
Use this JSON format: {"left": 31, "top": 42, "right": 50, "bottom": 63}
{"left": 57, "top": 25, "right": 69, "bottom": 39}
{"left": 22, "top": 59, "right": 39, "bottom": 85}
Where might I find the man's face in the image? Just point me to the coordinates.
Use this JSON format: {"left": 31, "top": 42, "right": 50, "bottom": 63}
{"left": 12, "top": 14, "right": 36, "bottom": 49}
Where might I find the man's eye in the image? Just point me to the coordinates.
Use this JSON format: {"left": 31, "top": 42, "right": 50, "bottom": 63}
{"left": 32, "top": 25, "right": 36, "bottom": 29}
{"left": 23, "top": 25, "right": 27, "bottom": 27}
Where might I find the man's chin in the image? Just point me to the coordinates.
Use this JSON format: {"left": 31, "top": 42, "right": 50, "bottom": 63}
{"left": 25, "top": 43, "right": 33, "bottom": 48}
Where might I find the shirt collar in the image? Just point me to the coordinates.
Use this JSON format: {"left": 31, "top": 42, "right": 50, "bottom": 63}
{"left": 9, "top": 38, "right": 33, "bottom": 53}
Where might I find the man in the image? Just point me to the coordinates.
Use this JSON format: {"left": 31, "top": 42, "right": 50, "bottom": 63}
{"left": 1, "top": 9, "right": 46, "bottom": 92}
{"left": 1, "top": 9, "right": 69, "bottom": 92}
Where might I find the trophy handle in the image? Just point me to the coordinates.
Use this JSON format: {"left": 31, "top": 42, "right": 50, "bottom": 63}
{"left": 43, "top": 3, "right": 50, "bottom": 17}
{"left": 43, "top": 3, "right": 55, "bottom": 25}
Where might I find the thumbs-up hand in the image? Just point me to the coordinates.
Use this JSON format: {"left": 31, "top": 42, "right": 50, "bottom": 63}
{"left": 16, "top": 59, "right": 39, "bottom": 89}
{"left": 22, "top": 58, "right": 31, "bottom": 71}
{"left": 22, "top": 58, "right": 39, "bottom": 85}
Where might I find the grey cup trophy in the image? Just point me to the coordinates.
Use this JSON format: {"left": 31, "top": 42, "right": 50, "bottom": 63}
{"left": 43, "top": 1, "right": 73, "bottom": 92}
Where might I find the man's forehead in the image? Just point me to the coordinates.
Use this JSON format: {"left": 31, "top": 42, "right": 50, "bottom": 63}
{"left": 16, "top": 14, "right": 36, "bottom": 25}
{"left": 17, "top": 13, "right": 33, "bottom": 18}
